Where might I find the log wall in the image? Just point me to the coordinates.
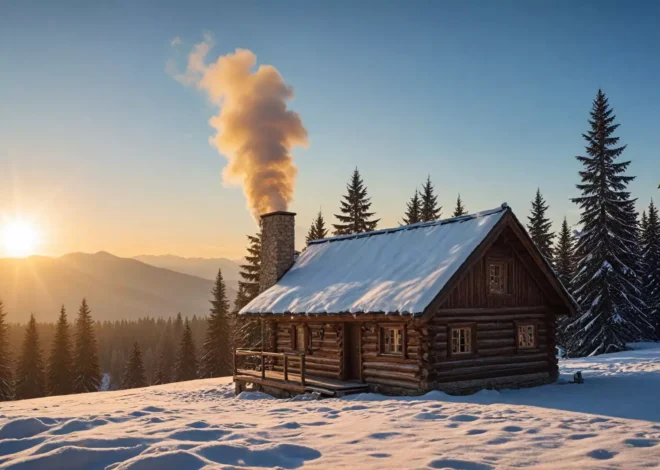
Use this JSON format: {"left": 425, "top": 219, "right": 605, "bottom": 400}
{"left": 425, "top": 309, "right": 557, "bottom": 392}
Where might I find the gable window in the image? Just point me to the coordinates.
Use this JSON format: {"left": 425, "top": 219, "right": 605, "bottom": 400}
{"left": 291, "top": 325, "right": 307, "bottom": 352}
{"left": 517, "top": 323, "right": 537, "bottom": 350}
{"left": 488, "top": 260, "right": 508, "bottom": 294}
{"left": 450, "top": 325, "right": 474, "bottom": 356}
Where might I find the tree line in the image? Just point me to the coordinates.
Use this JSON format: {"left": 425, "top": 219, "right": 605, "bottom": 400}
{"left": 295, "top": 89, "right": 660, "bottom": 357}
{"left": 0, "top": 269, "right": 234, "bottom": 401}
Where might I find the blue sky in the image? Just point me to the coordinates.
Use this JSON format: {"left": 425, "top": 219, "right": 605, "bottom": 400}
{"left": 1, "top": 1, "right": 658, "bottom": 258}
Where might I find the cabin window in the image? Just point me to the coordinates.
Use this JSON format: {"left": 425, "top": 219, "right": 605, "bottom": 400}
{"left": 517, "top": 323, "right": 537, "bottom": 350}
{"left": 488, "top": 260, "right": 508, "bottom": 294}
{"left": 450, "top": 326, "right": 473, "bottom": 355}
{"left": 380, "top": 326, "right": 404, "bottom": 356}
{"left": 290, "top": 325, "right": 307, "bottom": 352}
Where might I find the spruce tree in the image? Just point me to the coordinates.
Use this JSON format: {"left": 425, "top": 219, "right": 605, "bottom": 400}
{"left": 47, "top": 306, "right": 73, "bottom": 396}
{"left": 333, "top": 168, "right": 379, "bottom": 235}
{"left": 239, "top": 233, "right": 262, "bottom": 302}
{"left": 72, "top": 298, "right": 102, "bottom": 393}
{"left": 566, "top": 90, "right": 652, "bottom": 356}
{"left": 122, "top": 341, "right": 147, "bottom": 389}
{"left": 641, "top": 200, "right": 660, "bottom": 334}
{"left": 174, "top": 319, "right": 198, "bottom": 382}
{"left": 199, "top": 269, "right": 232, "bottom": 378}
{"left": 453, "top": 194, "right": 467, "bottom": 217}
{"left": 420, "top": 176, "right": 441, "bottom": 222}
{"left": 402, "top": 190, "right": 421, "bottom": 225}
{"left": 555, "top": 218, "right": 576, "bottom": 289}
{"left": 527, "top": 188, "right": 555, "bottom": 262}
{"left": 231, "top": 232, "right": 262, "bottom": 352}
{"left": 306, "top": 211, "right": 328, "bottom": 243}
{"left": 0, "top": 300, "right": 12, "bottom": 401}
{"left": 14, "top": 315, "right": 46, "bottom": 400}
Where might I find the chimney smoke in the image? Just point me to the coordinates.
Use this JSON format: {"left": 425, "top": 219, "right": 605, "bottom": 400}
{"left": 171, "top": 35, "right": 308, "bottom": 218}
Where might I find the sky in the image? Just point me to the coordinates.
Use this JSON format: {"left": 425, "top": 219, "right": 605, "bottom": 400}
{"left": 1, "top": 1, "right": 658, "bottom": 259}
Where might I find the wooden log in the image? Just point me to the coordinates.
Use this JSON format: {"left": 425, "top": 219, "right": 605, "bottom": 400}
{"left": 366, "top": 377, "right": 421, "bottom": 390}
{"left": 364, "top": 369, "right": 420, "bottom": 382}
{"left": 432, "top": 352, "right": 548, "bottom": 369}
{"left": 433, "top": 372, "right": 551, "bottom": 391}
{"left": 362, "top": 361, "right": 419, "bottom": 372}
{"left": 435, "top": 364, "right": 550, "bottom": 384}
{"left": 434, "top": 360, "right": 548, "bottom": 378}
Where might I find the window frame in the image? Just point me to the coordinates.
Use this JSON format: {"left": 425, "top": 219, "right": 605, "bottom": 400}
{"left": 448, "top": 323, "right": 477, "bottom": 358}
{"left": 377, "top": 324, "right": 407, "bottom": 359}
{"left": 487, "top": 257, "right": 510, "bottom": 296}
{"left": 515, "top": 321, "right": 538, "bottom": 351}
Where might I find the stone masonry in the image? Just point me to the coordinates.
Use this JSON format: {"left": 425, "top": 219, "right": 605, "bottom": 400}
{"left": 259, "top": 211, "right": 296, "bottom": 293}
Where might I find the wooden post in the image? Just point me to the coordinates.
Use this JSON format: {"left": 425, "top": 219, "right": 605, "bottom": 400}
{"left": 261, "top": 319, "right": 265, "bottom": 352}
{"left": 233, "top": 349, "right": 237, "bottom": 377}
{"left": 261, "top": 352, "right": 266, "bottom": 380}
{"left": 283, "top": 355, "right": 288, "bottom": 381}
{"left": 300, "top": 354, "right": 306, "bottom": 387}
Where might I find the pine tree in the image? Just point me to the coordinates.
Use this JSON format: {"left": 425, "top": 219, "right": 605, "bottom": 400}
{"left": 565, "top": 90, "right": 652, "bottom": 357}
{"left": 333, "top": 168, "right": 379, "bottom": 235}
{"left": 232, "top": 232, "right": 262, "bottom": 352}
{"left": 174, "top": 319, "right": 198, "bottom": 382}
{"left": 14, "top": 315, "right": 46, "bottom": 400}
{"left": 199, "top": 269, "right": 232, "bottom": 378}
{"left": 453, "top": 194, "right": 467, "bottom": 217}
{"left": 420, "top": 176, "right": 441, "bottom": 222}
{"left": 72, "top": 298, "right": 102, "bottom": 393}
{"left": 527, "top": 189, "right": 555, "bottom": 262}
{"left": 555, "top": 218, "right": 576, "bottom": 289}
{"left": 121, "top": 341, "right": 147, "bottom": 389}
{"left": 239, "top": 233, "right": 262, "bottom": 302}
{"left": 641, "top": 200, "right": 660, "bottom": 335}
{"left": 47, "top": 306, "right": 73, "bottom": 396}
{"left": 402, "top": 190, "right": 421, "bottom": 225}
{"left": 0, "top": 300, "right": 12, "bottom": 401}
{"left": 306, "top": 211, "right": 328, "bottom": 243}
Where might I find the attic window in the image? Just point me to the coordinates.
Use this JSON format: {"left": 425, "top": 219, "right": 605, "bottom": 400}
{"left": 517, "top": 323, "right": 537, "bottom": 350}
{"left": 488, "top": 260, "right": 508, "bottom": 294}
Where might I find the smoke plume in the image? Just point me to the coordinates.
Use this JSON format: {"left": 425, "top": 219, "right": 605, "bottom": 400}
{"left": 172, "top": 35, "right": 308, "bottom": 217}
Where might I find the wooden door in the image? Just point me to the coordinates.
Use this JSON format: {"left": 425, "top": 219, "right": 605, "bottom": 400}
{"left": 344, "top": 323, "right": 361, "bottom": 381}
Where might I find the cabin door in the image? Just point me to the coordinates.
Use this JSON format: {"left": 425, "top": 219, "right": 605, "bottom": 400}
{"left": 344, "top": 323, "right": 361, "bottom": 381}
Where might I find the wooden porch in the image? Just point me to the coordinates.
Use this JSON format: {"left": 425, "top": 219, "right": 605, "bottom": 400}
{"left": 233, "top": 349, "right": 368, "bottom": 398}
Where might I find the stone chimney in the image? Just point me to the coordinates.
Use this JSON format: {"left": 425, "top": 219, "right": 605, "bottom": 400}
{"left": 259, "top": 211, "right": 296, "bottom": 293}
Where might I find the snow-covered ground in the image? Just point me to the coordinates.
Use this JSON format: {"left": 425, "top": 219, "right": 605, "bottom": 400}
{"left": 1, "top": 344, "right": 659, "bottom": 469}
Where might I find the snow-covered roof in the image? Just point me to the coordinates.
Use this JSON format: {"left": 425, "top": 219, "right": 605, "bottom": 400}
{"left": 240, "top": 205, "right": 509, "bottom": 316}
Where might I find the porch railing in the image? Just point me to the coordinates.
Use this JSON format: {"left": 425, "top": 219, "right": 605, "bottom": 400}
{"left": 234, "top": 349, "right": 306, "bottom": 387}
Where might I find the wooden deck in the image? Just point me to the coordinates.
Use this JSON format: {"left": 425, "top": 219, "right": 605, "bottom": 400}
{"left": 234, "top": 369, "right": 369, "bottom": 397}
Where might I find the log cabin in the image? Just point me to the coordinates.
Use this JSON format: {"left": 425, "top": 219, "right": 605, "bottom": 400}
{"left": 233, "top": 204, "right": 577, "bottom": 398}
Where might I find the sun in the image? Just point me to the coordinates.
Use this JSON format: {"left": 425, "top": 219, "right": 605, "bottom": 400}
{"left": 1, "top": 219, "right": 41, "bottom": 258}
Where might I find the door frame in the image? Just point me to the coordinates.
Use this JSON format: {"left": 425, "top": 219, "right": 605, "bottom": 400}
{"left": 343, "top": 322, "right": 362, "bottom": 382}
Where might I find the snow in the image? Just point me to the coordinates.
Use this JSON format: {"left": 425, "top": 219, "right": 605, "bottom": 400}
{"left": 2, "top": 345, "right": 660, "bottom": 469}
{"left": 242, "top": 207, "right": 507, "bottom": 315}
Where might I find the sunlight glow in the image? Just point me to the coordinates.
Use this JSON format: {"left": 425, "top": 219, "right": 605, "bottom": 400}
{"left": 1, "top": 219, "right": 41, "bottom": 257}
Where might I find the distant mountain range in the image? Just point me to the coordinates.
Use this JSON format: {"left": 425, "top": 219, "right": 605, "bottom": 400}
{"left": 133, "top": 254, "right": 242, "bottom": 282}
{"left": 0, "top": 252, "right": 238, "bottom": 323}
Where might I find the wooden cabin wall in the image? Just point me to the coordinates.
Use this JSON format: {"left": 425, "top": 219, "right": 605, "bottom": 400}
{"left": 360, "top": 321, "right": 424, "bottom": 393}
{"left": 441, "top": 241, "right": 545, "bottom": 309}
{"left": 273, "top": 321, "right": 344, "bottom": 379}
{"left": 424, "top": 310, "right": 557, "bottom": 393}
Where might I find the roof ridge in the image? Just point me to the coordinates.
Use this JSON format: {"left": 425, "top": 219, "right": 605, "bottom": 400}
{"left": 308, "top": 203, "right": 510, "bottom": 246}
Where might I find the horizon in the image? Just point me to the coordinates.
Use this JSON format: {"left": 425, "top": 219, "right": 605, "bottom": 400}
{"left": 2, "top": 1, "right": 659, "bottom": 260}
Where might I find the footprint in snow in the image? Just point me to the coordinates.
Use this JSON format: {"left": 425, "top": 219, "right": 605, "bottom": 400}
{"left": 466, "top": 429, "right": 488, "bottom": 435}
{"left": 450, "top": 415, "right": 480, "bottom": 422}
{"left": 587, "top": 449, "right": 618, "bottom": 460}
{"left": 567, "top": 433, "right": 598, "bottom": 440}
{"left": 624, "top": 438, "right": 657, "bottom": 448}
{"left": 428, "top": 458, "right": 494, "bottom": 470}
{"left": 501, "top": 426, "right": 524, "bottom": 433}
{"left": 368, "top": 432, "right": 401, "bottom": 440}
